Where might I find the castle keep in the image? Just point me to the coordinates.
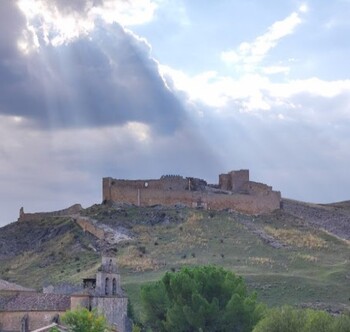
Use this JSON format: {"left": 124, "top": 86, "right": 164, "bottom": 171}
{"left": 103, "top": 170, "right": 281, "bottom": 214}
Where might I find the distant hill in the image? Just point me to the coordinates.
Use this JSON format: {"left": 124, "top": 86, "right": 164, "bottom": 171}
{"left": 0, "top": 199, "right": 349, "bottom": 318}
{"left": 323, "top": 200, "right": 350, "bottom": 211}
{"left": 282, "top": 199, "right": 350, "bottom": 240}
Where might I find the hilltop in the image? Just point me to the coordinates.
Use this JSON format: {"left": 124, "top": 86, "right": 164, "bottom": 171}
{"left": 0, "top": 199, "right": 349, "bottom": 319}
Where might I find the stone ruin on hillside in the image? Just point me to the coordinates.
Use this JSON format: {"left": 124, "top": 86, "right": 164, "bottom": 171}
{"left": 103, "top": 169, "right": 281, "bottom": 215}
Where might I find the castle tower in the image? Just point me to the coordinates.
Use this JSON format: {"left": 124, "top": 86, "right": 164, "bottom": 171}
{"left": 92, "top": 256, "right": 130, "bottom": 332}
{"left": 95, "top": 256, "right": 122, "bottom": 297}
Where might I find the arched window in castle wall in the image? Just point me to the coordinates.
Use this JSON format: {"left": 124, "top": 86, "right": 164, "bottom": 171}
{"left": 105, "top": 277, "right": 109, "bottom": 295}
{"left": 112, "top": 278, "right": 117, "bottom": 295}
{"left": 109, "top": 259, "right": 112, "bottom": 272}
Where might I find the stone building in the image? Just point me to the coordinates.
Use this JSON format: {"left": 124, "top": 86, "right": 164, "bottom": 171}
{"left": 0, "top": 257, "right": 130, "bottom": 332}
{"left": 103, "top": 169, "right": 281, "bottom": 214}
{"left": 70, "top": 257, "right": 130, "bottom": 332}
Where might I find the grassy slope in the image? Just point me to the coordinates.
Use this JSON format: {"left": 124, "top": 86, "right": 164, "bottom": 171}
{"left": 114, "top": 208, "right": 349, "bottom": 318}
{"left": 0, "top": 204, "right": 349, "bottom": 320}
{"left": 0, "top": 217, "right": 100, "bottom": 288}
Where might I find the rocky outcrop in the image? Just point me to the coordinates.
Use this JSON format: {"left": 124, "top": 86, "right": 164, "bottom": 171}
{"left": 75, "top": 216, "right": 132, "bottom": 244}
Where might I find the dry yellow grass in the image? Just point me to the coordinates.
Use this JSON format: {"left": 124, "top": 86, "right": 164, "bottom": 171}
{"left": 118, "top": 246, "right": 163, "bottom": 272}
{"left": 187, "top": 211, "right": 204, "bottom": 225}
{"left": 173, "top": 257, "right": 198, "bottom": 265}
{"left": 293, "top": 253, "right": 318, "bottom": 262}
{"left": 133, "top": 225, "right": 153, "bottom": 242}
{"left": 249, "top": 257, "right": 274, "bottom": 265}
{"left": 264, "top": 226, "right": 328, "bottom": 249}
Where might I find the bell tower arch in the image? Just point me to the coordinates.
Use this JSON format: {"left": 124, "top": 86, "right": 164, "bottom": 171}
{"left": 95, "top": 256, "right": 122, "bottom": 296}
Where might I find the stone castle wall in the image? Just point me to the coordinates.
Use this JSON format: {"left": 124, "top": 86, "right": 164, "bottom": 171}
{"left": 219, "top": 170, "right": 249, "bottom": 192}
{"left": 75, "top": 217, "right": 106, "bottom": 240}
{"left": 104, "top": 186, "right": 280, "bottom": 214}
{"left": 243, "top": 181, "right": 273, "bottom": 196}
{"left": 103, "top": 170, "right": 281, "bottom": 214}
{"left": 18, "top": 204, "right": 82, "bottom": 222}
{"left": 103, "top": 176, "right": 188, "bottom": 199}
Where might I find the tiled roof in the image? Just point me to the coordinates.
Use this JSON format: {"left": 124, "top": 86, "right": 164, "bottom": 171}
{"left": 0, "top": 294, "right": 14, "bottom": 310}
{"left": 0, "top": 293, "right": 70, "bottom": 311}
{"left": 0, "top": 279, "right": 35, "bottom": 292}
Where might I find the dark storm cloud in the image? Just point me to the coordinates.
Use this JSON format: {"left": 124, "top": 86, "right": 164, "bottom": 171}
{"left": 0, "top": 0, "right": 224, "bottom": 226}
{"left": 0, "top": 3, "right": 185, "bottom": 134}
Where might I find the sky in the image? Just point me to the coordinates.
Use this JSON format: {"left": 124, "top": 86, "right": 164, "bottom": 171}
{"left": 1, "top": 0, "right": 350, "bottom": 225}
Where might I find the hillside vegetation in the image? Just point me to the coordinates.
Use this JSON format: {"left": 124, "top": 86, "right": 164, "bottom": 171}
{"left": 0, "top": 199, "right": 349, "bottom": 319}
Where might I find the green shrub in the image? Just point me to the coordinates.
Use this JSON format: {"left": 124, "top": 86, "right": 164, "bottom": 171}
{"left": 62, "top": 308, "right": 110, "bottom": 332}
{"left": 253, "top": 305, "right": 350, "bottom": 332}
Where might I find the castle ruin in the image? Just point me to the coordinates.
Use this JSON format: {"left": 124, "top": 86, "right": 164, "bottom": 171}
{"left": 103, "top": 170, "right": 281, "bottom": 214}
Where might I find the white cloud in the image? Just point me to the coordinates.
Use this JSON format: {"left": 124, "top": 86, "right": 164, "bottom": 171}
{"left": 160, "top": 62, "right": 350, "bottom": 118}
{"left": 271, "top": 77, "right": 350, "bottom": 99}
{"left": 159, "top": 4, "right": 350, "bottom": 117}
{"left": 159, "top": 65, "right": 232, "bottom": 107}
{"left": 299, "top": 3, "right": 309, "bottom": 13}
{"left": 160, "top": 64, "right": 275, "bottom": 111}
{"left": 221, "top": 10, "right": 304, "bottom": 72}
{"left": 262, "top": 66, "right": 290, "bottom": 75}
{"left": 124, "top": 122, "right": 152, "bottom": 143}
{"left": 220, "top": 50, "right": 240, "bottom": 64}
{"left": 91, "top": 0, "right": 157, "bottom": 26}
{"left": 16, "top": 0, "right": 158, "bottom": 48}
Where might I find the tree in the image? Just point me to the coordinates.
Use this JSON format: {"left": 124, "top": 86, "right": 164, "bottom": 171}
{"left": 61, "top": 308, "right": 110, "bottom": 332}
{"left": 141, "top": 265, "right": 265, "bottom": 332}
{"left": 252, "top": 306, "right": 306, "bottom": 332}
{"left": 252, "top": 305, "right": 350, "bottom": 332}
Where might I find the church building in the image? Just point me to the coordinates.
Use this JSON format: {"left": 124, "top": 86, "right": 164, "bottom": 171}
{"left": 0, "top": 257, "right": 130, "bottom": 332}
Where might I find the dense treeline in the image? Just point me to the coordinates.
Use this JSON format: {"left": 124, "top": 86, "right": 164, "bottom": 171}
{"left": 136, "top": 266, "right": 350, "bottom": 332}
